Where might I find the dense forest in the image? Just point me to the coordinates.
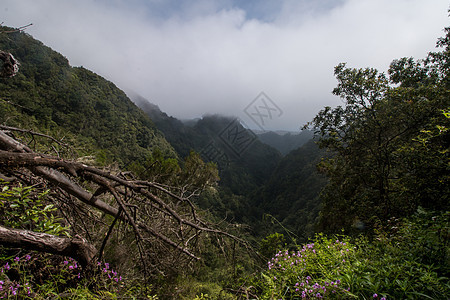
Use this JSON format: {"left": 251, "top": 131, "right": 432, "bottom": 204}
{"left": 0, "top": 20, "right": 448, "bottom": 300}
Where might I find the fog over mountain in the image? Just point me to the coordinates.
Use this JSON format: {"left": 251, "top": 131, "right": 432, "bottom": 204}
{"left": 1, "top": 0, "right": 448, "bottom": 130}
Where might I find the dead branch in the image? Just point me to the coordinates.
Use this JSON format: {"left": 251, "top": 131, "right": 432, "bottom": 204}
{"left": 0, "top": 129, "right": 248, "bottom": 270}
{"left": 0, "top": 125, "right": 69, "bottom": 148}
{"left": 0, "top": 225, "right": 96, "bottom": 268}
{"left": 0, "top": 23, "right": 33, "bottom": 33}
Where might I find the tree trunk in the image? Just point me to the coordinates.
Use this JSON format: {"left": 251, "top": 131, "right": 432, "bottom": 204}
{"left": 0, "top": 225, "right": 96, "bottom": 267}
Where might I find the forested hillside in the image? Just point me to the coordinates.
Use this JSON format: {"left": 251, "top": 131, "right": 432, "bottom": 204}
{"left": 0, "top": 27, "right": 175, "bottom": 166}
{"left": 250, "top": 139, "right": 327, "bottom": 239}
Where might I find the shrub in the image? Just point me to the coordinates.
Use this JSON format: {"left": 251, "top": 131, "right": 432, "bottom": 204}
{"left": 255, "top": 219, "right": 449, "bottom": 300}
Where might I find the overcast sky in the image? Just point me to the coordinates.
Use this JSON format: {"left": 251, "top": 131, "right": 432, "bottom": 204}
{"left": 1, "top": 0, "right": 448, "bottom": 131}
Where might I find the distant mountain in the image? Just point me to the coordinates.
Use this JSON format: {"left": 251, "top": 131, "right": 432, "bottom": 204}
{"left": 133, "top": 96, "right": 283, "bottom": 196}
{"left": 257, "top": 130, "right": 314, "bottom": 155}
{"left": 0, "top": 26, "right": 175, "bottom": 166}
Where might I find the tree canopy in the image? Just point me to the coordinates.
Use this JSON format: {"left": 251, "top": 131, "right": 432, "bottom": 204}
{"left": 307, "top": 27, "right": 450, "bottom": 233}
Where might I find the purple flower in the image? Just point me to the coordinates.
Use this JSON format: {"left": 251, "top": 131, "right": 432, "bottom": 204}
{"left": 14, "top": 257, "right": 20, "bottom": 262}
{"left": 25, "top": 254, "right": 31, "bottom": 261}
{"left": 381, "top": 298, "right": 386, "bottom": 300}
{"left": 373, "top": 294, "right": 378, "bottom": 298}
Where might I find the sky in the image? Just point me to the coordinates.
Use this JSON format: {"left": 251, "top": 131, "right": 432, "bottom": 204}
{"left": 1, "top": 0, "right": 448, "bottom": 131}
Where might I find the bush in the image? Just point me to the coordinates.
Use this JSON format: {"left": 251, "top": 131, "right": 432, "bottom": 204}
{"left": 254, "top": 215, "right": 449, "bottom": 299}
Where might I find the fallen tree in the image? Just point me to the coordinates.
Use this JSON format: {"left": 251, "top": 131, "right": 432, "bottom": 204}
{"left": 0, "top": 126, "right": 246, "bottom": 280}
{"left": 0, "top": 225, "right": 96, "bottom": 268}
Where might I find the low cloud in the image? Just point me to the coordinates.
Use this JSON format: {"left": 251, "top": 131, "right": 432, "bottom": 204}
{"left": 1, "top": 0, "right": 448, "bottom": 130}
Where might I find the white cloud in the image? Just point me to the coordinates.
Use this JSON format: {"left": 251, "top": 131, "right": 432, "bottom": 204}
{"left": 0, "top": 0, "right": 448, "bottom": 130}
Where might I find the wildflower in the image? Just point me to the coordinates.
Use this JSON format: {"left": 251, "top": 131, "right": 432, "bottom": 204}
{"left": 25, "top": 254, "right": 31, "bottom": 261}
{"left": 373, "top": 294, "right": 378, "bottom": 298}
{"left": 381, "top": 298, "right": 386, "bottom": 300}
{"left": 14, "top": 257, "right": 20, "bottom": 262}
{"left": 63, "top": 260, "right": 69, "bottom": 265}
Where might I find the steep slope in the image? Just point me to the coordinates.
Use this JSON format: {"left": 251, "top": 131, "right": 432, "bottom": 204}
{"left": 251, "top": 139, "right": 328, "bottom": 239}
{"left": 0, "top": 27, "right": 174, "bottom": 165}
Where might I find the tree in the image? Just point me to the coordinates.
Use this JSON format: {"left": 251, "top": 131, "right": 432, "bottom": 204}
{"left": 0, "top": 122, "right": 254, "bottom": 300}
{"left": 307, "top": 27, "right": 450, "bottom": 233}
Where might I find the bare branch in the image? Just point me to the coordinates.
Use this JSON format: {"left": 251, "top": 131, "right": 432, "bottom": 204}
{"left": 0, "top": 225, "right": 96, "bottom": 268}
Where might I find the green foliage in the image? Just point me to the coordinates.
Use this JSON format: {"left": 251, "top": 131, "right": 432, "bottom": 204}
{"left": 0, "top": 254, "right": 139, "bottom": 299}
{"left": 0, "top": 181, "right": 69, "bottom": 236}
{"left": 0, "top": 25, "right": 176, "bottom": 167}
{"left": 256, "top": 234, "right": 357, "bottom": 299}
{"left": 251, "top": 140, "right": 327, "bottom": 240}
{"left": 376, "top": 208, "right": 449, "bottom": 277}
{"left": 254, "top": 222, "right": 449, "bottom": 299}
{"left": 308, "top": 27, "right": 450, "bottom": 233}
{"left": 259, "top": 233, "right": 286, "bottom": 260}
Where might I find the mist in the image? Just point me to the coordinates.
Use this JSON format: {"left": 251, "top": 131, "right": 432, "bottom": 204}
{"left": 1, "top": 0, "right": 448, "bottom": 130}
